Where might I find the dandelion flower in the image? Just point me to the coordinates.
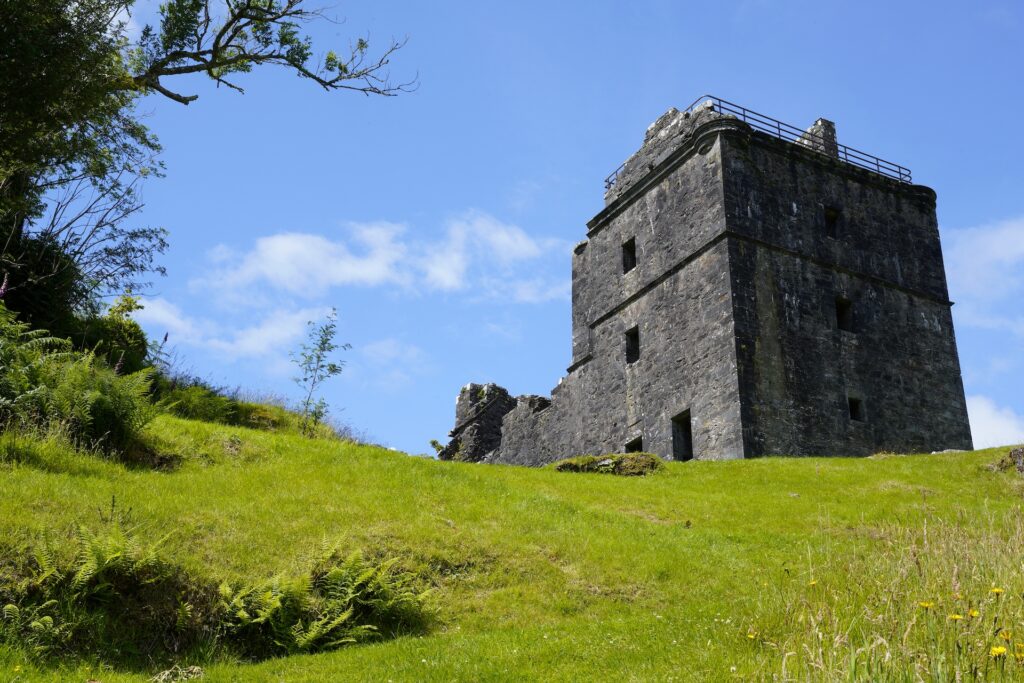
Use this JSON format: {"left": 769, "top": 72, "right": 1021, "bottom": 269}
{"left": 968, "top": 609, "right": 980, "bottom": 618}
{"left": 948, "top": 614, "right": 964, "bottom": 621}
{"left": 918, "top": 601, "right": 935, "bottom": 610}
{"left": 990, "top": 587, "right": 1005, "bottom": 595}
{"left": 1000, "top": 630, "right": 1013, "bottom": 641}
{"left": 808, "top": 580, "right": 818, "bottom": 587}
{"left": 991, "top": 645, "right": 1008, "bottom": 658}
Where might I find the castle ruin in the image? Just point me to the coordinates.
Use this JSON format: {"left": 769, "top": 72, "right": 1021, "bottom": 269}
{"left": 439, "top": 96, "right": 973, "bottom": 464}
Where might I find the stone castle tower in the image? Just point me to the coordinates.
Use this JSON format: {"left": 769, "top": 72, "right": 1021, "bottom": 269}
{"left": 440, "top": 96, "right": 973, "bottom": 464}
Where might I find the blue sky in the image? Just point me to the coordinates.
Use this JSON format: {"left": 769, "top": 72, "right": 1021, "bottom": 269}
{"left": 118, "top": 0, "right": 1024, "bottom": 453}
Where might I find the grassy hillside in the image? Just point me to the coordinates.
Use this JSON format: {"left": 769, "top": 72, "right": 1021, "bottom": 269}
{"left": 1, "top": 415, "right": 1023, "bottom": 681}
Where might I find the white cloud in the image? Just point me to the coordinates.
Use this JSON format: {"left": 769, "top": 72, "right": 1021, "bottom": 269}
{"left": 196, "top": 211, "right": 571, "bottom": 305}
{"left": 421, "top": 231, "right": 469, "bottom": 291}
{"left": 196, "top": 223, "right": 410, "bottom": 299}
{"left": 967, "top": 395, "right": 1024, "bottom": 449}
{"left": 460, "top": 211, "right": 545, "bottom": 263}
{"left": 206, "top": 307, "right": 324, "bottom": 359}
{"left": 418, "top": 210, "right": 559, "bottom": 292}
{"left": 132, "top": 297, "right": 205, "bottom": 346}
{"left": 133, "top": 297, "right": 325, "bottom": 363}
{"left": 944, "top": 216, "right": 1024, "bottom": 337}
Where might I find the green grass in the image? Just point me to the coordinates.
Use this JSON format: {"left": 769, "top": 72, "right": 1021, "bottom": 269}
{"left": 1, "top": 415, "right": 1022, "bottom": 681}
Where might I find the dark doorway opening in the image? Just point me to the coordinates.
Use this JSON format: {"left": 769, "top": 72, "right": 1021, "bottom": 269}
{"left": 624, "top": 436, "right": 643, "bottom": 453}
{"left": 848, "top": 396, "right": 866, "bottom": 422}
{"left": 672, "top": 410, "right": 694, "bottom": 461}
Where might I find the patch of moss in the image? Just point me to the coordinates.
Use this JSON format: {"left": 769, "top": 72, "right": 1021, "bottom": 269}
{"left": 552, "top": 452, "right": 663, "bottom": 476}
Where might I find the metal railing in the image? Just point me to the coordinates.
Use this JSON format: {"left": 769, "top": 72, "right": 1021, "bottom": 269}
{"left": 604, "top": 95, "right": 912, "bottom": 190}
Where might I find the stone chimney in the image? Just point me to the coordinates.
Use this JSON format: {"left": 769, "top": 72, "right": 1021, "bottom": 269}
{"left": 796, "top": 118, "right": 839, "bottom": 158}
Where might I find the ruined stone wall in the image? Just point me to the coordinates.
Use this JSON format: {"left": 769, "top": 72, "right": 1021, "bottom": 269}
{"left": 438, "top": 383, "right": 517, "bottom": 462}
{"left": 720, "top": 133, "right": 973, "bottom": 455}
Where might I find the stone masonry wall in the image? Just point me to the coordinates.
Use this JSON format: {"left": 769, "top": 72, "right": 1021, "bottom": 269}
{"left": 495, "top": 126, "right": 746, "bottom": 463}
{"left": 720, "top": 132, "right": 973, "bottom": 455}
{"left": 497, "top": 241, "right": 744, "bottom": 464}
{"left": 438, "top": 383, "right": 517, "bottom": 462}
{"left": 440, "top": 100, "right": 973, "bottom": 465}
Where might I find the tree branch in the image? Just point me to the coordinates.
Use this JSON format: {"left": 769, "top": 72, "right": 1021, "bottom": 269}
{"left": 128, "top": 0, "right": 413, "bottom": 105}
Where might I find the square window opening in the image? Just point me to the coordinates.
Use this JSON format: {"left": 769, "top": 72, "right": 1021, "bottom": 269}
{"left": 835, "top": 296, "right": 854, "bottom": 332}
{"left": 824, "top": 206, "right": 841, "bottom": 237}
{"left": 625, "top": 326, "right": 640, "bottom": 364}
{"left": 625, "top": 436, "right": 643, "bottom": 453}
{"left": 622, "top": 238, "right": 637, "bottom": 273}
{"left": 671, "top": 410, "right": 694, "bottom": 461}
{"left": 848, "top": 396, "right": 866, "bottom": 422}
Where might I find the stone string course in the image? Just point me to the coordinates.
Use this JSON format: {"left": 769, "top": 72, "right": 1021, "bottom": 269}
{"left": 439, "top": 99, "right": 973, "bottom": 465}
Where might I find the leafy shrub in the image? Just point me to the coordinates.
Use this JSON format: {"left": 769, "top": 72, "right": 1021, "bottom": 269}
{"left": 0, "top": 232, "right": 86, "bottom": 338}
{"left": 0, "top": 528, "right": 431, "bottom": 667}
{"left": 553, "top": 452, "right": 664, "bottom": 476}
{"left": 72, "top": 294, "right": 150, "bottom": 375}
{"left": 0, "top": 306, "right": 72, "bottom": 421}
{"left": 0, "top": 526, "right": 211, "bottom": 665}
{"left": 218, "top": 551, "right": 430, "bottom": 659}
{"left": 0, "top": 303, "right": 154, "bottom": 455}
{"left": 38, "top": 354, "right": 154, "bottom": 454}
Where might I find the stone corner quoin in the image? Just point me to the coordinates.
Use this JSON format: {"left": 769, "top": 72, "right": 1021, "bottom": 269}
{"left": 438, "top": 97, "right": 973, "bottom": 466}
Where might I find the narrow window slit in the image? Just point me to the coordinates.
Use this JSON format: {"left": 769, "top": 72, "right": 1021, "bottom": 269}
{"left": 835, "top": 296, "right": 854, "bottom": 332}
{"left": 622, "top": 238, "right": 637, "bottom": 273}
{"left": 625, "top": 326, "right": 640, "bottom": 364}
{"left": 824, "top": 206, "right": 841, "bottom": 238}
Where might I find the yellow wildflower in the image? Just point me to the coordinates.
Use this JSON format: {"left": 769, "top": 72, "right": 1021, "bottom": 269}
{"left": 990, "top": 587, "right": 1005, "bottom": 595}
{"left": 808, "top": 580, "right": 817, "bottom": 587}
{"left": 948, "top": 614, "right": 964, "bottom": 621}
{"left": 1000, "top": 630, "right": 1013, "bottom": 641}
{"left": 991, "top": 645, "right": 1008, "bottom": 658}
{"left": 969, "top": 609, "right": 980, "bottom": 618}
{"left": 14, "top": 665, "right": 22, "bottom": 673}
{"left": 918, "top": 601, "right": 935, "bottom": 610}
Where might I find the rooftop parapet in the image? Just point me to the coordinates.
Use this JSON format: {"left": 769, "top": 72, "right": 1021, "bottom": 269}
{"left": 603, "top": 95, "right": 912, "bottom": 204}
